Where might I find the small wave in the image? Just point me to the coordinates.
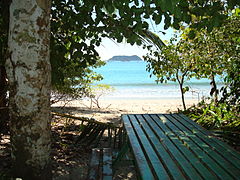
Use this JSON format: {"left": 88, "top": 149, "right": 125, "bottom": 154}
{"left": 97, "top": 82, "right": 222, "bottom": 87}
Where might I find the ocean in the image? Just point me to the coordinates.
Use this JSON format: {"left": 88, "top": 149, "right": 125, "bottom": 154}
{"left": 94, "top": 61, "right": 223, "bottom": 100}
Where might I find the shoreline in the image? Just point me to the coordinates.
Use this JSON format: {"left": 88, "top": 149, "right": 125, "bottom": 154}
{"left": 90, "top": 84, "right": 210, "bottom": 102}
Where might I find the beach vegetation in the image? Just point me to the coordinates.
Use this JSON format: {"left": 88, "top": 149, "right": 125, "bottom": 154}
{"left": 186, "top": 100, "right": 239, "bottom": 130}
{"left": 182, "top": 11, "right": 240, "bottom": 101}
{"left": 51, "top": 58, "right": 105, "bottom": 104}
{"left": 182, "top": 10, "right": 240, "bottom": 146}
{"left": 144, "top": 36, "right": 194, "bottom": 110}
{"left": 145, "top": 9, "right": 239, "bottom": 106}
{"left": 88, "top": 84, "right": 115, "bottom": 109}
{"left": 179, "top": 11, "right": 240, "bottom": 104}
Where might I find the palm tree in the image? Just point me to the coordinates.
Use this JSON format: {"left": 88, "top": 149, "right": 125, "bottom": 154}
{"left": 137, "top": 29, "right": 166, "bottom": 49}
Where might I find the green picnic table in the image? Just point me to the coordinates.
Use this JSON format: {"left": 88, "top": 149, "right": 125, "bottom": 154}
{"left": 119, "top": 113, "right": 240, "bottom": 180}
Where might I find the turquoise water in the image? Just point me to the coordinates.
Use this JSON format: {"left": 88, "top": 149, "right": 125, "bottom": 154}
{"left": 94, "top": 61, "right": 223, "bottom": 100}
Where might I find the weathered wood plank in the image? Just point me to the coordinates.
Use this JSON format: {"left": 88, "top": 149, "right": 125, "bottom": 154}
{"left": 88, "top": 148, "right": 100, "bottom": 180}
{"left": 135, "top": 114, "right": 188, "bottom": 179}
{"left": 166, "top": 114, "right": 240, "bottom": 178}
{"left": 122, "top": 115, "right": 155, "bottom": 180}
{"left": 143, "top": 114, "right": 205, "bottom": 179}
{"left": 128, "top": 114, "right": 170, "bottom": 179}
{"left": 88, "top": 148, "right": 113, "bottom": 180}
{"left": 149, "top": 114, "right": 217, "bottom": 179}
{"left": 122, "top": 114, "right": 240, "bottom": 180}
{"left": 178, "top": 114, "right": 240, "bottom": 161}
{"left": 161, "top": 114, "right": 235, "bottom": 179}
{"left": 103, "top": 148, "right": 112, "bottom": 180}
{"left": 173, "top": 114, "right": 240, "bottom": 166}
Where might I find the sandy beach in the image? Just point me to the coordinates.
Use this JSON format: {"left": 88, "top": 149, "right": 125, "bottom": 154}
{"left": 52, "top": 98, "right": 199, "bottom": 124}
{"left": 50, "top": 60, "right": 209, "bottom": 125}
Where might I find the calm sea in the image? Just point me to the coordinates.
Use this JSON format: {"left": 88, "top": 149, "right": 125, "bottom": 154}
{"left": 94, "top": 61, "right": 223, "bottom": 100}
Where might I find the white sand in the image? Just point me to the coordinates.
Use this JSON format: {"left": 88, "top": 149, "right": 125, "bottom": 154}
{"left": 52, "top": 98, "right": 199, "bottom": 124}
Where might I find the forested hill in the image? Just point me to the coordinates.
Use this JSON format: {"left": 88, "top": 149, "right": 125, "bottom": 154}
{"left": 107, "top": 55, "right": 142, "bottom": 61}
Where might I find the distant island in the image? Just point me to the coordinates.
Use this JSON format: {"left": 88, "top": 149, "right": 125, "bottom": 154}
{"left": 107, "top": 55, "right": 142, "bottom": 61}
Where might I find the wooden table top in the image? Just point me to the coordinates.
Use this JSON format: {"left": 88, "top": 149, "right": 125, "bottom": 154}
{"left": 122, "top": 113, "right": 240, "bottom": 180}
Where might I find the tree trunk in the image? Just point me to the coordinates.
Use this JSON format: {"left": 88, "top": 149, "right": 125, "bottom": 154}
{"left": 5, "top": 0, "right": 52, "bottom": 179}
{"left": 176, "top": 71, "right": 187, "bottom": 111}
{"left": 210, "top": 74, "right": 218, "bottom": 104}
{"left": 179, "top": 82, "right": 187, "bottom": 111}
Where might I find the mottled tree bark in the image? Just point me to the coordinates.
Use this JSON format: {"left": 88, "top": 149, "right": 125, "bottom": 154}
{"left": 210, "top": 74, "right": 218, "bottom": 105}
{"left": 5, "top": 0, "right": 52, "bottom": 179}
{"left": 176, "top": 71, "right": 187, "bottom": 111}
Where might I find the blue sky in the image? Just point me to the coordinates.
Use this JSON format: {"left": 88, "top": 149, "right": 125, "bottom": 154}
{"left": 96, "top": 22, "right": 176, "bottom": 61}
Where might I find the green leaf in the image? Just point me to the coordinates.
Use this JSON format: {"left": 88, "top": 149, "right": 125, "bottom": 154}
{"left": 235, "top": 8, "right": 240, "bottom": 16}
{"left": 105, "top": 4, "right": 115, "bottom": 14}
{"left": 228, "top": 0, "right": 239, "bottom": 9}
{"left": 183, "top": 13, "right": 191, "bottom": 24}
{"left": 153, "top": 13, "right": 162, "bottom": 24}
{"left": 164, "top": 13, "right": 171, "bottom": 30}
{"left": 165, "top": 0, "right": 173, "bottom": 11}
{"left": 145, "top": 0, "right": 151, "bottom": 6}
{"left": 183, "top": 86, "right": 189, "bottom": 93}
{"left": 178, "top": 0, "right": 189, "bottom": 8}
{"left": 188, "top": 30, "right": 196, "bottom": 39}
{"left": 142, "top": 21, "right": 149, "bottom": 29}
{"left": 172, "top": 6, "right": 182, "bottom": 18}
{"left": 172, "top": 17, "right": 180, "bottom": 30}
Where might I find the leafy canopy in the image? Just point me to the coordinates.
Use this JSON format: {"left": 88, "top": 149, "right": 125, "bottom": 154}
{"left": 49, "top": 0, "right": 239, "bottom": 97}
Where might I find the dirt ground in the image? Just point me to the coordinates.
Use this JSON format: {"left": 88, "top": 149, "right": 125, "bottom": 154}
{"left": 0, "top": 108, "right": 137, "bottom": 180}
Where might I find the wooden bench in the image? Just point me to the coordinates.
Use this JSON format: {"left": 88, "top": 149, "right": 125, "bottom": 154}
{"left": 121, "top": 113, "right": 240, "bottom": 179}
{"left": 87, "top": 148, "right": 112, "bottom": 180}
